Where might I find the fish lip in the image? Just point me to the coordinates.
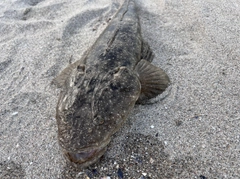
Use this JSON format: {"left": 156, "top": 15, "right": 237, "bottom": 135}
{"left": 62, "top": 137, "right": 111, "bottom": 167}
{"left": 64, "top": 146, "right": 107, "bottom": 165}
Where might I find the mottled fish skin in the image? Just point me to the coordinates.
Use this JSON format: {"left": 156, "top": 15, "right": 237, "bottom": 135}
{"left": 54, "top": 0, "right": 170, "bottom": 168}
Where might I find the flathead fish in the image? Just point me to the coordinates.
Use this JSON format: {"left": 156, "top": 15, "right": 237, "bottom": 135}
{"left": 53, "top": 0, "right": 170, "bottom": 168}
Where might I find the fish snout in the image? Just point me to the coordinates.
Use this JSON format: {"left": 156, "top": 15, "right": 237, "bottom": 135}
{"left": 63, "top": 145, "right": 108, "bottom": 168}
{"left": 65, "top": 150, "right": 97, "bottom": 163}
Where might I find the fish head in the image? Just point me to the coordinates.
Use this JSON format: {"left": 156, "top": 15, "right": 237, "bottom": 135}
{"left": 56, "top": 66, "right": 141, "bottom": 167}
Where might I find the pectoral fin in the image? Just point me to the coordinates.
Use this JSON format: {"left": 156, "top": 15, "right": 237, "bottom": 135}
{"left": 52, "top": 60, "right": 85, "bottom": 89}
{"left": 134, "top": 59, "right": 170, "bottom": 103}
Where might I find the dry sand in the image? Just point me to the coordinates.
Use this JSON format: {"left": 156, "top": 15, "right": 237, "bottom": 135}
{"left": 0, "top": 0, "right": 239, "bottom": 178}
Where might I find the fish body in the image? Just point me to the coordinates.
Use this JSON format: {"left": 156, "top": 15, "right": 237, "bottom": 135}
{"left": 54, "top": 0, "right": 170, "bottom": 168}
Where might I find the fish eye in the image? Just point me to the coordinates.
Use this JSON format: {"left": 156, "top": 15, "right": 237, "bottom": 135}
{"left": 93, "top": 116, "right": 104, "bottom": 125}
{"left": 113, "top": 67, "right": 120, "bottom": 74}
{"left": 77, "top": 64, "right": 85, "bottom": 72}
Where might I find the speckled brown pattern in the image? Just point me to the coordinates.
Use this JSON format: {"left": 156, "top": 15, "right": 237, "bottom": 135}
{"left": 54, "top": 0, "right": 169, "bottom": 168}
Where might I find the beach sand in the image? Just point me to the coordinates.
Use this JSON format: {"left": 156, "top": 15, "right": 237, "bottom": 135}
{"left": 0, "top": 0, "right": 239, "bottom": 178}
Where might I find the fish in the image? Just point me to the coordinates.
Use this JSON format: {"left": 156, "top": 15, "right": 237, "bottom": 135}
{"left": 53, "top": 0, "right": 170, "bottom": 168}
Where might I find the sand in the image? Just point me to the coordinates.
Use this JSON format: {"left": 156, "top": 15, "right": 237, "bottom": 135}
{"left": 0, "top": 0, "right": 239, "bottom": 178}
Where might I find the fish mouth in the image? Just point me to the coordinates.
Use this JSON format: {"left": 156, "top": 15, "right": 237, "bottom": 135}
{"left": 64, "top": 146, "right": 107, "bottom": 165}
{"left": 62, "top": 138, "right": 111, "bottom": 167}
